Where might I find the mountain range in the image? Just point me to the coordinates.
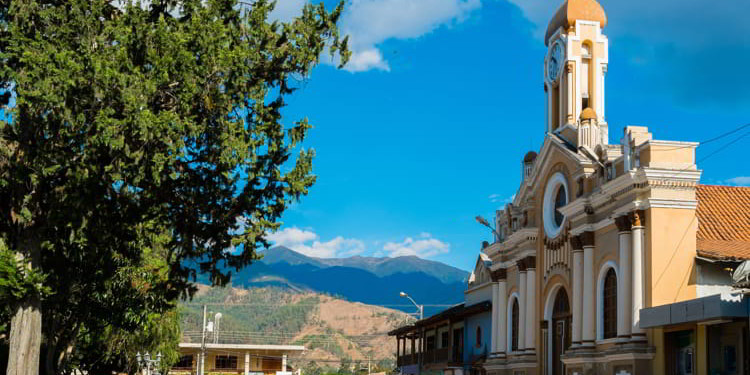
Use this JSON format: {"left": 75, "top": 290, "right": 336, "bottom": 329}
{"left": 222, "top": 246, "right": 469, "bottom": 316}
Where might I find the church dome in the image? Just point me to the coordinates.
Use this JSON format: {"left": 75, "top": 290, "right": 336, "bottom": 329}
{"left": 545, "top": 0, "right": 608, "bottom": 45}
{"left": 523, "top": 151, "right": 538, "bottom": 163}
{"left": 580, "top": 107, "right": 597, "bottom": 120}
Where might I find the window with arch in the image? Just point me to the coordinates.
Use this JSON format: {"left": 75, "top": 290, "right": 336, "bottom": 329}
{"left": 581, "top": 41, "right": 593, "bottom": 111}
{"left": 476, "top": 326, "right": 482, "bottom": 348}
{"left": 511, "top": 298, "right": 520, "bottom": 351}
{"left": 602, "top": 268, "right": 617, "bottom": 339}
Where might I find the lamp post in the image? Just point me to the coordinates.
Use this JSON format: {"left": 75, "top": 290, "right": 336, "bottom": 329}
{"left": 399, "top": 291, "right": 424, "bottom": 320}
{"left": 135, "top": 351, "right": 162, "bottom": 375}
{"left": 475, "top": 215, "right": 501, "bottom": 240}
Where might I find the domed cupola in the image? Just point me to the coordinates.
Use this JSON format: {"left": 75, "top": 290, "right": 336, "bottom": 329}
{"left": 545, "top": 0, "right": 608, "bottom": 45}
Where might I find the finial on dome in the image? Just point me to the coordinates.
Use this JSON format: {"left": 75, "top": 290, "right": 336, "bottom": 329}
{"left": 545, "top": 0, "right": 608, "bottom": 45}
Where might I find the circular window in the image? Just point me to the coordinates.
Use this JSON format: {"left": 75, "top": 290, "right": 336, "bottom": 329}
{"left": 543, "top": 172, "right": 569, "bottom": 238}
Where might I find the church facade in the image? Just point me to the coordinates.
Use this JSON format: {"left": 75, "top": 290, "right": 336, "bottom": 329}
{"left": 390, "top": 1, "right": 750, "bottom": 374}
{"left": 478, "top": 0, "right": 750, "bottom": 375}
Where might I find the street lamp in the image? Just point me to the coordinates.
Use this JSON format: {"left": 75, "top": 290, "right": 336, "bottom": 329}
{"left": 135, "top": 351, "right": 162, "bottom": 375}
{"left": 475, "top": 215, "right": 501, "bottom": 240}
{"left": 399, "top": 291, "right": 424, "bottom": 320}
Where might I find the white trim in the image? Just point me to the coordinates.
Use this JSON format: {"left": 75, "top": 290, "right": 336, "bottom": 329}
{"left": 639, "top": 168, "right": 702, "bottom": 183}
{"left": 595, "top": 337, "right": 619, "bottom": 345}
{"left": 543, "top": 172, "right": 569, "bottom": 238}
{"left": 643, "top": 198, "right": 698, "bottom": 210}
{"left": 570, "top": 217, "right": 614, "bottom": 236}
{"left": 507, "top": 292, "right": 521, "bottom": 354}
{"left": 562, "top": 351, "right": 655, "bottom": 365}
{"left": 490, "top": 248, "right": 537, "bottom": 270}
{"left": 180, "top": 343, "right": 305, "bottom": 351}
{"left": 595, "top": 261, "right": 618, "bottom": 341}
{"left": 465, "top": 280, "right": 494, "bottom": 295}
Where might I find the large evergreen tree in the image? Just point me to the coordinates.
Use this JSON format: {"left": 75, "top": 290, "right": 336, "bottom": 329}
{"left": 0, "top": 0, "right": 349, "bottom": 374}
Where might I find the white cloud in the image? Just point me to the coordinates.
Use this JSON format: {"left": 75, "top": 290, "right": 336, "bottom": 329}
{"left": 726, "top": 176, "right": 750, "bottom": 186}
{"left": 383, "top": 233, "right": 450, "bottom": 258}
{"left": 489, "top": 193, "right": 515, "bottom": 204}
{"left": 338, "top": 0, "right": 481, "bottom": 72}
{"left": 266, "top": 227, "right": 365, "bottom": 258}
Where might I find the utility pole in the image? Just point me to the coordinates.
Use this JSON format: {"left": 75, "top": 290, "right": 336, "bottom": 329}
{"left": 200, "top": 304, "right": 207, "bottom": 375}
{"left": 367, "top": 356, "right": 371, "bottom": 375}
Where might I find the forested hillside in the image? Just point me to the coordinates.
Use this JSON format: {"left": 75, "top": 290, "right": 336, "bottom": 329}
{"left": 179, "top": 285, "right": 414, "bottom": 371}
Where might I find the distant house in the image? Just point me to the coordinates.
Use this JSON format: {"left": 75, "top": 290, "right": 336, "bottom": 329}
{"left": 169, "top": 343, "right": 305, "bottom": 375}
{"left": 389, "top": 254, "right": 494, "bottom": 375}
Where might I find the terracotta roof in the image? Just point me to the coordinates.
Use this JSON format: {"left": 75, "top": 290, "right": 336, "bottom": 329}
{"left": 696, "top": 185, "right": 750, "bottom": 260}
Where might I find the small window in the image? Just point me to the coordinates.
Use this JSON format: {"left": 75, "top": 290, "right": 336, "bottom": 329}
{"left": 426, "top": 335, "right": 436, "bottom": 350}
{"left": 475, "top": 326, "right": 482, "bottom": 348}
{"left": 215, "top": 355, "right": 238, "bottom": 370}
{"left": 441, "top": 331, "right": 450, "bottom": 348}
{"left": 554, "top": 185, "right": 567, "bottom": 226}
{"left": 175, "top": 355, "right": 193, "bottom": 369}
{"left": 602, "top": 268, "right": 617, "bottom": 339}
{"left": 511, "top": 299, "right": 520, "bottom": 351}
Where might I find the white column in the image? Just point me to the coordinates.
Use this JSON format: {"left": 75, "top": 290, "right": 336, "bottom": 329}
{"left": 491, "top": 282, "right": 499, "bottom": 354}
{"left": 518, "top": 268, "right": 527, "bottom": 352}
{"left": 497, "top": 278, "right": 508, "bottom": 356}
{"left": 571, "top": 248, "right": 583, "bottom": 347}
{"left": 617, "top": 220, "right": 632, "bottom": 341}
{"left": 582, "top": 244, "right": 595, "bottom": 346}
{"left": 525, "top": 266, "right": 536, "bottom": 352}
{"left": 200, "top": 353, "right": 205, "bottom": 375}
{"left": 283, "top": 354, "right": 288, "bottom": 372}
{"left": 245, "top": 352, "right": 250, "bottom": 375}
{"left": 632, "top": 217, "right": 646, "bottom": 342}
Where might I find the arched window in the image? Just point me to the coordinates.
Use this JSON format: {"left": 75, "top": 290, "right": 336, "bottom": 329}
{"left": 476, "top": 326, "right": 482, "bottom": 348}
{"left": 602, "top": 268, "right": 617, "bottom": 339}
{"left": 511, "top": 299, "right": 520, "bottom": 351}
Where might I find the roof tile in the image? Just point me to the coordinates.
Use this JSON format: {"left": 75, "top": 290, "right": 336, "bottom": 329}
{"left": 696, "top": 185, "right": 750, "bottom": 260}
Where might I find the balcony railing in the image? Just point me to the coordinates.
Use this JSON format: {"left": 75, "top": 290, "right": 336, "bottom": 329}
{"left": 423, "top": 347, "right": 452, "bottom": 364}
{"left": 396, "top": 354, "right": 419, "bottom": 367}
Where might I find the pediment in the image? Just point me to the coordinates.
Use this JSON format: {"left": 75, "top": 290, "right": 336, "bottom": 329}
{"left": 513, "top": 133, "right": 595, "bottom": 208}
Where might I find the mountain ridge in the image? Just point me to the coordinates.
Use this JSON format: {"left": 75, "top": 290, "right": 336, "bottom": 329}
{"left": 222, "top": 246, "right": 468, "bottom": 317}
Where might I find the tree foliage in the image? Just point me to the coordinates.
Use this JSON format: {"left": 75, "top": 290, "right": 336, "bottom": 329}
{"left": 0, "top": 0, "right": 349, "bottom": 373}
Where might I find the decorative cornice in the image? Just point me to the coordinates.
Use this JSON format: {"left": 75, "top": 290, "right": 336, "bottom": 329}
{"left": 643, "top": 198, "right": 698, "bottom": 210}
{"left": 569, "top": 217, "right": 613, "bottom": 236}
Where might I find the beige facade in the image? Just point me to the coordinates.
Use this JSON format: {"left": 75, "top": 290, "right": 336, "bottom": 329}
{"left": 476, "top": 1, "right": 741, "bottom": 374}
{"left": 169, "top": 343, "right": 304, "bottom": 375}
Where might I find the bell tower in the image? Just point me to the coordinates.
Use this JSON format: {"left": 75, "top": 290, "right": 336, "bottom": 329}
{"left": 544, "top": 0, "right": 609, "bottom": 148}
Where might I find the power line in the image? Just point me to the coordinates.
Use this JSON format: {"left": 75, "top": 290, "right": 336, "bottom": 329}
{"left": 180, "top": 303, "right": 456, "bottom": 307}
{"left": 648, "top": 122, "right": 750, "bottom": 151}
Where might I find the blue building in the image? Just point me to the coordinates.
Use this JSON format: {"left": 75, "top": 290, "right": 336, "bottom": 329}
{"left": 390, "top": 254, "right": 495, "bottom": 375}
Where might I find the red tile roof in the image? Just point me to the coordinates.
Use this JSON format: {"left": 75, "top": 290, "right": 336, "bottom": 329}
{"left": 696, "top": 184, "right": 750, "bottom": 260}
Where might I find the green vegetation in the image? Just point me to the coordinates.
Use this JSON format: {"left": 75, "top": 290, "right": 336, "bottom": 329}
{"left": 0, "top": 0, "right": 349, "bottom": 373}
{"left": 180, "top": 286, "right": 320, "bottom": 344}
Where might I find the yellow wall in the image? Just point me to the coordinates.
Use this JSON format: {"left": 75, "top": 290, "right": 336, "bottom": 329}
{"left": 646, "top": 207, "right": 698, "bottom": 307}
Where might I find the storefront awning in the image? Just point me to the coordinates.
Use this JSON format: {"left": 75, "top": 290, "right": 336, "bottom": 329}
{"left": 640, "top": 292, "right": 749, "bottom": 329}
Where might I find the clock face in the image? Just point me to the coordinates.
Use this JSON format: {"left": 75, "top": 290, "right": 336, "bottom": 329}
{"left": 547, "top": 41, "right": 564, "bottom": 83}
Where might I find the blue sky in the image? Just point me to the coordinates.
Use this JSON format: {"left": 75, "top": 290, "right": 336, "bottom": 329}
{"left": 265, "top": 0, "right": 750, "bottom": 272}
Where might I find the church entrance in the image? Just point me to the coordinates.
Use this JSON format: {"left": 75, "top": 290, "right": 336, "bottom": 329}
{"left": 551, "top": 288, "right": 571, "bottom": 375}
